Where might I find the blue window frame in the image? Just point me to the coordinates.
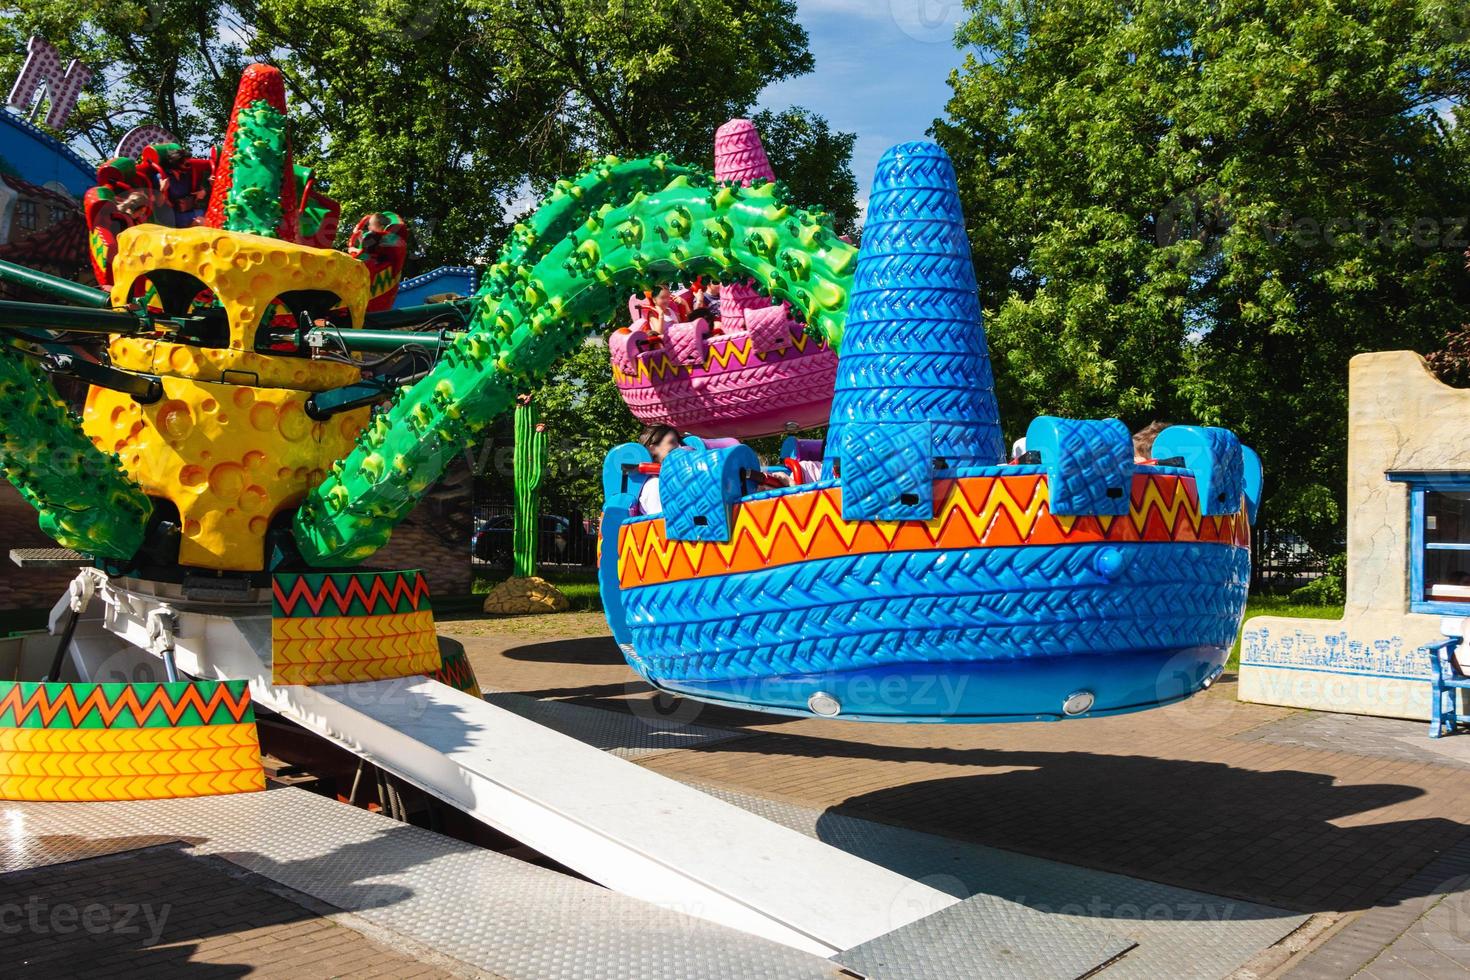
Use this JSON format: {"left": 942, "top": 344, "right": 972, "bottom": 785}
{"left": 1387, "top": 471, "right": 1470, "bottom": 615}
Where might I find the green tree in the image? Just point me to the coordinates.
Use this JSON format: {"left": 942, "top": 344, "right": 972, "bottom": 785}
{"left": 0, "top": 0, "right": 241, "bottom": 156}
{"left": 470, "top": 338, "right": 638, "bottom": 518}
{"left": 753, "top": 106, "right": 861, "bottom": 237}
{"left": 530, "top": 339, "right": 642, "bottom": 516}
{"left": 241, "top": 0, "right": 823, "bottom": 267}
{"left": 935, "top": 0, "right": 1470, "bottom": 549}
{"left": 3, "top": 0, "right": 858, "bottom": 270}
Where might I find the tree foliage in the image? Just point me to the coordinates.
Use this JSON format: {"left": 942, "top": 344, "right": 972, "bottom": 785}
{"left": 936, "top": 0, "right": 1470, "bottom": 548}
{"left": 2, "top": 0, "right": 858, "bottom": 270}
{"left": 752, "top": 106, "right": 861, "bottom": 237}
{"left": 0, "top": 0, "right": 241, "bottom": 156}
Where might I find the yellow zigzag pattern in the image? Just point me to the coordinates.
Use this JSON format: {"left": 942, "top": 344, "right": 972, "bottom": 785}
{"left": 0, "top": 725, "right": 264, "bottom": 801}
{"left": 613, "top": 331, "right": 819, "bottom": 383}
{"left": 272, "top": 610, "right": 439, "bottom": 685}
{"left": 619, "top": 474, "right": 1230, "bottom": 586}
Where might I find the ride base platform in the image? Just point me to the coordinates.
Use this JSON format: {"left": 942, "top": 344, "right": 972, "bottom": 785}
{"left": 1, "top": 690, "right": 1308, "bottom": 979}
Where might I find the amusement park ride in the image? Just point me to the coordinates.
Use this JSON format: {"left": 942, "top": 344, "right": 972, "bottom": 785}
{"left": 0, "top": 63, "right": 1261, "bottom": 953}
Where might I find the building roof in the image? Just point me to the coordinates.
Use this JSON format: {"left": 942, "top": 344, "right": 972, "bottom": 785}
{"left": 1, "top": 171, "right": 80, "bottom": 208}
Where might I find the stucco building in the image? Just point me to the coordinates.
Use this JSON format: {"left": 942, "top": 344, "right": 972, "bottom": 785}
{"left": 1240, "top": 351, "right": 1470, "bottom": 720}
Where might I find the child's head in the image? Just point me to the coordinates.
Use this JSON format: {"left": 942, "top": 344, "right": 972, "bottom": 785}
{"left": 1132, "top": 420, "right": 1170, "bottom": 461}
{"left": 639, "top": 424, "right": 683, "bottom": 463}
{"left": 163, "top": 147, "right": 188, "bottom": 169}
{"left": 116, "top": 190, "right": 152, "bottom": 217}
{"left": 366, "top": 212, "right": 387, "bottom": 233}
{"left": 705, "top": 281, "right": 721, "bottom": 296}
{"left": 653, "top": 286, "right": 673, "bottom": 309}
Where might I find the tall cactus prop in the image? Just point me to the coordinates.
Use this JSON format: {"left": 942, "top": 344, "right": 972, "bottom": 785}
{"left": 293, "top": 157, "right": 857, "bottom": 566}
{"left": 203, "top": 64, "right": 298, "bottom": 241}
{"left": 0, "top": 348, "right": 152, "bottom": 559}
{"left": 511, "top": 401, "right": 548, "bottom": 579}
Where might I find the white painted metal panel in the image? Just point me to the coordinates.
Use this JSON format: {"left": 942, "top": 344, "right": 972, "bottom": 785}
{"left": 85, "top": 577, "right": 958, "bottom": 957}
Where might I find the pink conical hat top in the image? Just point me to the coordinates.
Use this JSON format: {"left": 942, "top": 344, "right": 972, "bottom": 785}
{"left": 714, "top": 118, "right": 775, "bottom": 186}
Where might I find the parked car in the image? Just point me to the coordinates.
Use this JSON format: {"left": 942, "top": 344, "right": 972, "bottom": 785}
{"left": 472, "top": 514, "right": 580, "bottom": 566}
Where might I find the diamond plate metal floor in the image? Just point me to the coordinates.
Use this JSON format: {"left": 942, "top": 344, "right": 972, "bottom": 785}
{"left": 472, "top": 692, "right": 1306, "bottom": 979}
{"left": 700, "top": 783, "right": 1308, "bottom": 979}
{"left": 0, "top": 788, "right": 851, "bottom": 980}
{"left": 481, "top": 689, "right": 753, "bottom": 759}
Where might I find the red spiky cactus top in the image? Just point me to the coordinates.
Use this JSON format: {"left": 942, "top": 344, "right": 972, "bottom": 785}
{"left": 203, "top": 64, "right": 300, "bottom": 242}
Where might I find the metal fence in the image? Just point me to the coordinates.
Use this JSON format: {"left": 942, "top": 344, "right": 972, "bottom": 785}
{"left": 1250, "top": 527, "right": 1339, "bottom": 594}
{"left": 468, "top": 500, "right": 598, "bottom": 570}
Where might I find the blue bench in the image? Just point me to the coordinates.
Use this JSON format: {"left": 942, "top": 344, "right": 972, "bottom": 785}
{"left": 1424, "top": 637, "right": 1470, "bottom": 738}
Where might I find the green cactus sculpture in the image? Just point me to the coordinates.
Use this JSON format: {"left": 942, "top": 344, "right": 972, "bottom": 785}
{"left": 511, "top": 400, "right": 548, "bottom": 580}
{"left": 0, "top": 347, "right": 152, "bottom": 559}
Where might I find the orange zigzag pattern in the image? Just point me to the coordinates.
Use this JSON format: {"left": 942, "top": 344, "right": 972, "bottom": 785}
{"left": 612, "top": 331, "right": 824, "bottom": 384}
{"left": 0, "top": 683, "right": 253, "bottom": 730}
{"left": 273, "top": 572, "right": 431, "bottom": 617}
{"left": 618, "top": 472, "right": 1250, "bottom": 588}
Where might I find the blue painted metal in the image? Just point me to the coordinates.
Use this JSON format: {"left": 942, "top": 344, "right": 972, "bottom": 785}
{"left": 1425, "top": 637, "right": 1468, "bottom": 737}
{"left": 1242, "top": 446, "right": 1263, "bottom": 524}
{"left": 1152, "top": 425, "right": 1244, "bottom": 517}
{"left": 659, "top": 444, "right": 760, "bottom": 542}
{"left": 620, "top": 541, "right": 1249, "bottom": 721}
{"left": 827, "top": 141, "right": 1004, "bottom": 482}
{"left": 1024, "top": 417, "right": 1133, "bottom": 517}
{"left": 1386, "top": 472, "right": 1470, "bottom": 487}
{"left": 392, "top": 265, "right": 479, "bottom": 308}
{"left": 0, "top": 109, "right": 96, "bottom": 198}
{"left": 839, "top": 422, "right": 934, "bottom": 521}
{"left": 1387, "top": 474, "right": 1470, "bottom": 616}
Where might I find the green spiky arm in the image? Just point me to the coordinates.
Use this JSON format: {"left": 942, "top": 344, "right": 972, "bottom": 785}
{"left": 511, "top": 401, "right": 548, "bottom": 580}
{"left": 495, "top": 156, "right": 699, "bottom": 271}
{"left": 293, "top": 164, "right": 857, "bottom": 566}
{"left": 0, "top": 347, "right": 152, "bottom": 559}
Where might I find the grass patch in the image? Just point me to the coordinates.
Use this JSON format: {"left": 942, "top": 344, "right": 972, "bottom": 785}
{"left": 1228, "top": 594, "right": 1344, "bottom": 671}
{"left": 543, "top": 569, "right": 601, "bottom": 612}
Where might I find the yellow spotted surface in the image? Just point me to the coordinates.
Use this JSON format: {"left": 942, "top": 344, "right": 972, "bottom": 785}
{"left": 109, "top": 224, "right": 370, "bottom": 387}
{"left": 108, "top": 337, "right": 361, "bottom": 392}
{"left": 83, "top": 377, "right": 370, "bottom": 571}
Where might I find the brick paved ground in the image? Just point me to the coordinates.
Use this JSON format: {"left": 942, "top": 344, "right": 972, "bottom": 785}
{"left": 1, "top": 845, "right": 463, "bottom": 979}
{"left": 440, "top": 613, "right": 1470, "bottom": 922}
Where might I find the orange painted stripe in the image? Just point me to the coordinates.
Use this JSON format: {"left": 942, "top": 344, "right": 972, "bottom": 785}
{"left": 617, "top": 472, "right": 1249, "bottom": 589}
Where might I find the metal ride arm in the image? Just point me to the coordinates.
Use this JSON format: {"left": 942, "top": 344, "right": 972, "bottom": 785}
{"left": 37, "top": 345, "right": 163, "bottom": 403}
{"left": 0, "top": 298, "right": 150, "bottom": 335}
{"left": 0, "top": 258, "right": 111, "bottom": 308}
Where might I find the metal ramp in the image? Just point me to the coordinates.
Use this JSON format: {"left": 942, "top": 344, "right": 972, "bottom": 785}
{"left": 59, "top": 575, "right": 959, "bottom": 958}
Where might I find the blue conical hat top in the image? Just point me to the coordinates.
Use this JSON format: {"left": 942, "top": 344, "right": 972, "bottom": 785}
{"left": 828, "top": 141, "right": 1003, "bottom": 466}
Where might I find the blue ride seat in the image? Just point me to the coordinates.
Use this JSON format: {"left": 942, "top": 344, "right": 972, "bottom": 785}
{"left": 1025, "top": 417, "right": 1134, "bottom": 517}
{"left": 660, "top": 443, "right": 761, "bottom": 543}
{"left": 840, "top": 422, "right": 935, "bottom": 521}
{"left": 1153, "top": 425, "right": 1245, "bottom": 517}
{"left": 1424, "top": 637, "right": 1470, "bottom": 738}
